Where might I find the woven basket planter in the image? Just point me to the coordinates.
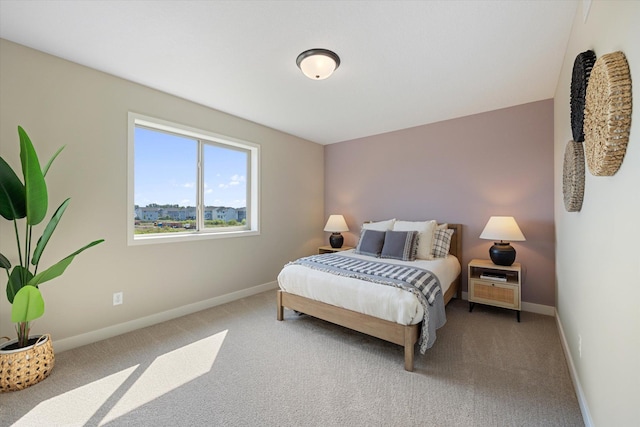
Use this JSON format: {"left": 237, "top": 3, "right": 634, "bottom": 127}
{"left": 563, "top": 140, "right": 585, "bottom": 212}
{"left": 584, "top": 51, "right": 633, "bottom": 176}
{"left": 0, "top": 334, "right": 55, "bottom": 392}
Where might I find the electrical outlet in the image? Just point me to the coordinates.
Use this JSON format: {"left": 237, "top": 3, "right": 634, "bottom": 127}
{"left": 113, "top": 292, "right": 123, "bottom": 306}
{"left": 578, "top": 334, "right": 582, "bottom": 358}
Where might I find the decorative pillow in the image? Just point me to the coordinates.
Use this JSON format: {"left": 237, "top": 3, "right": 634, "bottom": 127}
{"left": 380, "top": 230, "right": 418, "bottom": 261}
{"left": 431, "top": 228, "right": 454, "bottom": 258}
{"left": 362, "top": 219, "right": 395, "bottom": 231}
{"left": 393, "top": 220, "right": 436, "bottom": 260}
{"left": 354, "top": 229, "right": 386, "bottom": 257}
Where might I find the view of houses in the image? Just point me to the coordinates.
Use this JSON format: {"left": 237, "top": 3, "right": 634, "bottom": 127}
{"left": 135, "top": 204, "right": 246, "bottom": 223}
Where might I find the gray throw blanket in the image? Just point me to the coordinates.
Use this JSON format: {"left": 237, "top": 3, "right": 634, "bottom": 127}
{"left": 287, "top": 254, "right": 447, "bottom": 354}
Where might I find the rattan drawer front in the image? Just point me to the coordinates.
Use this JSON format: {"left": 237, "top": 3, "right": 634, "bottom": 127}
{"left": 469, "top": 280, "right": 520, "bottom": 310}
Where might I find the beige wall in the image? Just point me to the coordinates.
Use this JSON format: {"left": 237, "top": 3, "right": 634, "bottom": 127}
{"left": 554, "top": 1, "right": 640, "bottom": 425}
{"left": 325, "top": 100, "right": 555, "bottom": 308}
{"left": 0, "top": 39, "right": 324, "bottom": 348}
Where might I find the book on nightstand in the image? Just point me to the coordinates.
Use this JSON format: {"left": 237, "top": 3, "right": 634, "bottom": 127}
{"left": 480, "top": 273, "right": 507, "bottom": 282}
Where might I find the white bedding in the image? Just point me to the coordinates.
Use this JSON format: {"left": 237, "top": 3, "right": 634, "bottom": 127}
{"left": 277, "top": 250, "right": 461, "bottom": 326}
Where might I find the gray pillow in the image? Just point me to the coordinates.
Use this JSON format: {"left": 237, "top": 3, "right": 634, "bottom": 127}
{"left": 355, "top": 229, "right": 386, "bottom": 257}
{"left": 381, "top": 230, "right": 418, "bottom": 261}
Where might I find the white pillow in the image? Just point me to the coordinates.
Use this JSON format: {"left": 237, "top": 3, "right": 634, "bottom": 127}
{"left": 362, "top": 219, "right": 395, "bottom": 231}
{"left": 393, "top": 220, "right": 437, "bottom": 260}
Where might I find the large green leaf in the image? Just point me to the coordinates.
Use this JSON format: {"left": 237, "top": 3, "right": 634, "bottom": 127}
{"left": 0, "top": 253, "right": 11, "bottom": 270}
{"left": 11, "top": 285, "right": 44, "bottom": 323}
{"left": 28, "top": 239, "right": 105, "bottom": 287}
{"left": 42, "top": 145, "right": 65, "bottom": 178}
{"left": 6, "top": 266, "right": 33, "bottom": 304}
{"left": 0, "top": 156, "right": 26, "bottom": 220}
{"left": 18, "top": 126, "right": 47, "bottom": 226}
{"left": 32, "top": 198, "right": 71, "bottom": 266}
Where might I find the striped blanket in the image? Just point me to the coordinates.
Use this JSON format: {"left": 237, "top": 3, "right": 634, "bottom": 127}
{"left": 287, "top": 253, "right": 445, "bottom": 354}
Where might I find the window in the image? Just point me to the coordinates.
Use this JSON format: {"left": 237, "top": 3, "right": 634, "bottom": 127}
{"left": 128, "top": 113, "right": 259, "bottom": 245}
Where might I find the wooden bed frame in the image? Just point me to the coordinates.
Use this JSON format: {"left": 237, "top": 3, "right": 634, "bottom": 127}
{"left": 277, "top": 223, "right": 462, "bottom": 372}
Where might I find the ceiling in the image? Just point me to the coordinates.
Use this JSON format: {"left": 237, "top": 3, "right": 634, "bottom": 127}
{"left": 0, "top": 1, "right": 578, "bottom": 145}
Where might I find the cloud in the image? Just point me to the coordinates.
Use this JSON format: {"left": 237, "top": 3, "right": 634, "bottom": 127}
{"left": 215, "top": 175, "right": 246, "bottom": 191}
{"left": 226, "top": 174, "right": 245, "bottom": 187}
{"left": 183, "top": 182, "right": 195, "bottom": 188}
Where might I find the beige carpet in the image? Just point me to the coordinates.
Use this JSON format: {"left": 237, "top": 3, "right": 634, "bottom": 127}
{"left": 0, "top": 291, "right": 584, "bottom": 426}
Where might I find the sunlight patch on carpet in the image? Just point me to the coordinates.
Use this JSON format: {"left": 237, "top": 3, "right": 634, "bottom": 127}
{"left": 13, "top": 366, "right": 139, "bottom": 426}
{"left": 100, "top": 330, "right": 227, "bottom": 424}
{"left": 11, "top": 331, "right": 227, "bottom": 426}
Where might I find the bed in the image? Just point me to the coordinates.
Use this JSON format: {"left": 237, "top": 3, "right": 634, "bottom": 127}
{"left": 277, "top": 222, "right": 462, "bottom": 371}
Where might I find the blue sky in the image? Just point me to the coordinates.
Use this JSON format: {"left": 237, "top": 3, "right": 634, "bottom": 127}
{"left": 135, "top": 127, "right": 247, "bottom": 208}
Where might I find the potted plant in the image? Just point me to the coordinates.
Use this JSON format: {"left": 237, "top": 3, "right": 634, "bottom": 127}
{"left": 0, "top": 126, "right": 104, "bottom": 392}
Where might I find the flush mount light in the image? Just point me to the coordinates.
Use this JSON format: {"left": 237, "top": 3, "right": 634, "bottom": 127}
{"left": 296, "top": 48, "right": 340, "bottom": 80}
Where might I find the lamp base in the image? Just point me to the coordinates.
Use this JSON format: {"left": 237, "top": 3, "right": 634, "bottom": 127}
{"left": 329, "top": 233, "right": 344, "bottom": 248}
{"left": 489, "top": 242, "right": 516, "bottom": 266}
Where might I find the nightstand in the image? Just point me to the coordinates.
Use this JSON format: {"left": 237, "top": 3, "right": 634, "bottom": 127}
{"left": 468, "top": 259, "right": 522, "bottom": 322}
{"left": 318, "top": 245, "right": 354, "bottom": 254}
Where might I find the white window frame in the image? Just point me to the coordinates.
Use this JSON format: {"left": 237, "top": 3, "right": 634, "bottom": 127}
{"left": 127, "top": 112, "right": 260, "bottom": 245}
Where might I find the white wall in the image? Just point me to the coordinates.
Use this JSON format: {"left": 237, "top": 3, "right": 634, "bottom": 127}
{"left": 0, "top": 39, "right": 324, "bottom": 348}
{"left": 554, "top": 1, "right": 640, "bottom": 425}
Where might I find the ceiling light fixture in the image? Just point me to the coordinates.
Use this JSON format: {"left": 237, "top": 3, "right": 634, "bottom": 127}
{"left": 296, "top": 48, "right": 340, "bottom": 80}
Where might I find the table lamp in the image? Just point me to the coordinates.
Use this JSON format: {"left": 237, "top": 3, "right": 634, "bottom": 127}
{"left": 479, "top": 216, "right": 525, "bottom": 266}
{"left": 324, "top": 215, "right": 349, "bottom": 248}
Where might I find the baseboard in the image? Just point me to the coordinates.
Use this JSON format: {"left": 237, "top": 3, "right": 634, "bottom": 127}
{"left": 521, "top": 301, "right": 555, "bottom": 316}
{"left": 555, "top": 309, "right": 593, "bottom": 427}
{"left": 459, "top": 291, "right": 591, "bottom": 424}
{"left": 55, "top": 281, "right": 279, "bottom": 353}
{"left": 460, "top": 292, "right": 555, "bottom": 316}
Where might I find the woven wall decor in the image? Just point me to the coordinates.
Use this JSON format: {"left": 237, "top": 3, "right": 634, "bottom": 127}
{"left": 563, "top": 140, "right": 585, "bottom": 212}
{"left": 584, "top": 51, "right": 633, "bottom": 176}
{"left": 570, "top": 50, "right": 596, "bottom": 142}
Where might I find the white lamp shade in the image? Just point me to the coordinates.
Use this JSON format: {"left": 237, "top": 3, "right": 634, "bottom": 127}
{"left": 324, "top": 215, "right": 349, "bottom": 232}
{"left": 479, "top": 216, "right": 525, "bottom": 242}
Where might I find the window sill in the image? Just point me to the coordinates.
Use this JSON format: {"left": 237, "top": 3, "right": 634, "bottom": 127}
{"left": 128, "top": 229, "right": 260, "bottom": 246}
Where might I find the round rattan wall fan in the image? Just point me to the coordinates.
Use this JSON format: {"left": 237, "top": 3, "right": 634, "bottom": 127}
{"left": 584, "top": 51, "right": 633, "bottom": 176}
{"left": 570, "top": 50, "right": 596, "bottom": 142}
{"left": 563, "top": 140, "right": 585, "bottom": 212}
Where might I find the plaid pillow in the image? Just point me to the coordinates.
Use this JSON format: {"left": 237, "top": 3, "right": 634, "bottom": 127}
{"left": 431, "top": 228, "right": 454, "bottom": 258}
{"left": 380, "top": 230, "right": 419, "bottom": 261}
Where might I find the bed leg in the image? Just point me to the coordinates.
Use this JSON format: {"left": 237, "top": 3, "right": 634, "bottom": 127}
{"left": 404, "top": 327, "right": 414, "bottom": 372}
{"left": 276, "top": 290, "right": 284, "bottom": 321}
